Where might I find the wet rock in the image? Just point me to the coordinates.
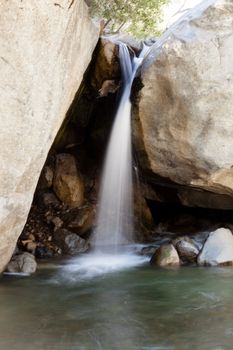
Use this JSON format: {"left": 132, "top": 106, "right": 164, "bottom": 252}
{"left": 53, "top": 153, "right": 84, "bottom": 208}
{"left": 150, "top": 244, "right": 180, "bottom": 267}
{"left": 114, "top": 33, "right": 142, "bottom": 52}
{"left": 141, "top": 245, "right": 158, "bottom": 256}
{"left": 198, "top": 228, "right": 233, "bottom": 266}
{"left": 53, "top": 228, "right": 89, "bottom": 255}
{"left": 173, "top": 237, "right": 199, "bottom": 263}
{"left": 6, "top": 252, "right": 37, "bottom": 274}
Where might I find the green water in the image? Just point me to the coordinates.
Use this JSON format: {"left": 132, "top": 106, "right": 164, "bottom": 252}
{"left": 1, "top": 262, "right": 233, "bottom": 350}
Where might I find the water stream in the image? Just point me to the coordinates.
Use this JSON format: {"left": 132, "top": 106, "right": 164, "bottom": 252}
{"left": 94, "top": 43, "right": 149, "bottom": 250}
{"left": 1, "top": 264, "right": 233, "bottom": 350}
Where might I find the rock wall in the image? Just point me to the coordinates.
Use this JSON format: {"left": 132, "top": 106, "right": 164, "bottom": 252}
{"left": 0, "top": 0, "right": 99, "bottom": 272}
{"left": 133, "top": 0, "right": 233, "bottom": 209}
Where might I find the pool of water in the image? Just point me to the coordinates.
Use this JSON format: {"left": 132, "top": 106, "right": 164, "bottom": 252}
{"left": 1, "top": 255, "right": 233, "bottom": 350}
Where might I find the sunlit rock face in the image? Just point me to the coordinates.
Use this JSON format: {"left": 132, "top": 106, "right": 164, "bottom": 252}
{"left": 198, "top": 228, "right": 233, "bottom": 266}
{"left": 134, "top": 0, "right": 233, "bottom": 208}
{"left": 0, "top": 0, "right": 99, "bottom": 272}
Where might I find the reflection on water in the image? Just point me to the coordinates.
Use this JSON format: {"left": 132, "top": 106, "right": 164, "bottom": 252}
{"left": 1, "top": 261, "right": 233, "bottom": 349}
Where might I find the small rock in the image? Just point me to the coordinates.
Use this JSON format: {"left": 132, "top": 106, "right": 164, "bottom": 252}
{"left": 6, "top": 252, "right": 37, "bottom": 274}
{"left": 150, "top": 244, "right": 180, "bottom": 267}
{"left": 173, "top": 237, "right": 199, "bottom": 263}
{"left": 51, "top": 216, "right": 63, "bottom": 231}
{"left": 53, "top": 228, "right": 89, "bottom": 255}
{"left": 198, "top": 228, "right": 233, "bottom": 266}
{"left": 99, "top": 80, "right": 119, "bottom": 97}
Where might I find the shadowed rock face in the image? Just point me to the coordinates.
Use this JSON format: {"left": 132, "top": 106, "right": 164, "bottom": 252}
{"left": 53, "top": 154, "right": 84, "bottom": 208}
{"left": 0, "top": 0, "right": 99, "bottom": 272}
{"left": 133, "top": 0, "right": 233, "bottom": 209}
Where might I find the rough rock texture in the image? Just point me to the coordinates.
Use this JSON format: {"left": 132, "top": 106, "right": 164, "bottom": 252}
{"left": 92, "top": 38, "right": 120, "bottom": 92}
{"left": 150, "top": 244, "right": 180, "bottom": 267}
{"left": 134, "top": 0, "right": 233, "bottom": 209}
{"left": 134, "top": 194, "right": 155, "bottom": 241}
{"left": 6, "top": 252, "right": 37, "bottom": 274}
{"left": 53, "top": 228, "right": 89, "bottom": 255}
{"left": 198, "top": 228, "right": 233, "bottom": 266}
{"left": 62, "top": 206, "right": 96, "bottom": 236}
{"left": 173, "top": 236, "right": 199, "bottom": 263}
{"left": 0, "top": 0, "right": 99, "bottom": 272}
{"left": 53, "top": 154, "right": 84, "bottom": 208}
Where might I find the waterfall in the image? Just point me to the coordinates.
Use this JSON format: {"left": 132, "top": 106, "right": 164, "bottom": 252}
{"left": 94, "top": 43, "right": 149, "bottom": 250}
{"left": 93, "top": 0, "right": 215, "bottom": 252}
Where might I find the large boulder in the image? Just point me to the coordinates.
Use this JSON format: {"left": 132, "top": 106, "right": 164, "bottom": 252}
{"left": 133, "top": 0, "right": 233, "bottom": 209}
{"left": 0, "top": 1, "right": 99, "bottom": 272}
{"left": 198, "top": 228, "right": 233, "bottom": 266}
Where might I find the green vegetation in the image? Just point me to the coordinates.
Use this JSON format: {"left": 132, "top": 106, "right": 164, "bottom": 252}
{"left": 86, "top": 0, "right": 169, "bottom": 38}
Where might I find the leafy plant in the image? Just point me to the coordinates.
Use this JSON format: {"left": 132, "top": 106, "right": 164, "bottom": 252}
{"left": 86, "top": 0, "right": 169, "bottom": 38}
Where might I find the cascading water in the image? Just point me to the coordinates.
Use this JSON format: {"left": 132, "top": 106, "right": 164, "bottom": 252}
{"left": 93, "top": 0, "right": 216, "bottom": 253}
{"left": 58, "top": 45, "right": 151, "bottom": 280}
{"left": 94, "top": 42, "right": 149, "bottom": 251}
{"left": 59, "top": 0, "right": 216, "bottom": 279}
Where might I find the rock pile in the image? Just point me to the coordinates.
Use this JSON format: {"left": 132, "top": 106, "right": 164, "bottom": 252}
{"left": 149, "top": 227, "right": 233, "bottom": 268}
{"left": 6, "top": 151, "right": 96, "bottom": 274}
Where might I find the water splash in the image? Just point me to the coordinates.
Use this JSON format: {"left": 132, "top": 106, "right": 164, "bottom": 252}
{"left": 60, "top": 248, "right": 149, "bottom": 281}
{"left": 94, "top": 43, "right": 150, "bottom": 250}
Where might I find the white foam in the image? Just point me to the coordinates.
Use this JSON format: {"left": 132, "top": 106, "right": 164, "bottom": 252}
{"left": 60, "top": 251, "right": 149, "bottom": 281}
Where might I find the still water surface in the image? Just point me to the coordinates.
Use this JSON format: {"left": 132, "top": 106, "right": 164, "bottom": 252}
{"left": 1, "top": 257, "right": 233, "bottom": 350}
